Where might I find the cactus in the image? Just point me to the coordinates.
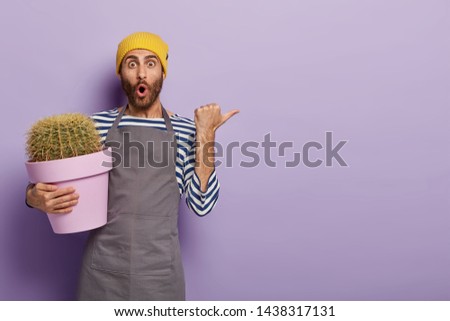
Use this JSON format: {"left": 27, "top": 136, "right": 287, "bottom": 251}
{"left": 26, "top": 113, "right": 102, "bottom": 162}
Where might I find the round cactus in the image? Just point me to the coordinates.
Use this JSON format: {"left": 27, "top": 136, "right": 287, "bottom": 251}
{"left": 26, "top": 113, "right": 102, "bottom": 162}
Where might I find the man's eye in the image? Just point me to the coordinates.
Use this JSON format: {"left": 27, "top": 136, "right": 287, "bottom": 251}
{"left": 128, "top": 61, "right": 137, "bottom": 68}
{"left": 147, "top": 61, "right": 155, "bottom": 67}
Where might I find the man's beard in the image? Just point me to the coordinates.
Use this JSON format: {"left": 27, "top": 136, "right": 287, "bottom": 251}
{"left": 121, "top": 75, "right": 164, "bottom": 111}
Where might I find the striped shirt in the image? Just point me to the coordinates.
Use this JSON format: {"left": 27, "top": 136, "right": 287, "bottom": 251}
{"left": 91, "top": 108, "right": 219, "bottom": 216}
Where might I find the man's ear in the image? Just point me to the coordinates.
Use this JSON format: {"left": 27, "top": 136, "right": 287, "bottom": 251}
{"left": 117, "top": 62, "right": 124, "bottom": 78}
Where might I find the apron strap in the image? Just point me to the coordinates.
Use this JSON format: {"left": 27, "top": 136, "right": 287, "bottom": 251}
{"left": 161, "top": 106, "right": 178, "bottom": 165}
{"left": 161, "top": 106, "right": 174, "bottom": 133}
{"left": 105, "top": 105, "right": 127, "bottom": 144}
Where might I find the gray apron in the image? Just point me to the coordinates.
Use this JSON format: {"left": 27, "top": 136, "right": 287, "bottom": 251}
{"left": 77, "top": 105, "right": 185, "bottom": 300}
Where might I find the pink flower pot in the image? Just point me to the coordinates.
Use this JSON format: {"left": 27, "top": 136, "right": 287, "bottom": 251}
{"left": 25, "top": 149, "right": 112, "bottom": 234}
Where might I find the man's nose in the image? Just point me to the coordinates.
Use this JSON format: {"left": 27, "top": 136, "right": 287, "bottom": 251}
{"left": 138, "top": 65, "right": 147, "bottom": 79}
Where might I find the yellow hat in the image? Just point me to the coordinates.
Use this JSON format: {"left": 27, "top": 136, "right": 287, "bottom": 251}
{"left": 116, "top": 32, "right": 169, "bottom": 75}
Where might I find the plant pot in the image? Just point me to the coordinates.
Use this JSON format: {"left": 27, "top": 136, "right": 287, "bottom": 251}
{"left": 25, "top": 148, "right": 112, "bottom": 234}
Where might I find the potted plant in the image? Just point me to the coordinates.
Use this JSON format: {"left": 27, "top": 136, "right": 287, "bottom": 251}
{"left": 25, "top": 113, "right": 112, "bottom": 234}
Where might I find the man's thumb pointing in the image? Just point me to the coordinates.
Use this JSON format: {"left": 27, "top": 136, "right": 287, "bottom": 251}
{"left": 223, "top": 109, "right": 240, "bottom": 122}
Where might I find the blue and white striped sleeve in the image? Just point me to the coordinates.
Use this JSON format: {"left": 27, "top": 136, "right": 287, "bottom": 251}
{"left": 183, "top": 133, "right": 220, "bottom": 216}
{"left": 90, "top": 109, "right": 117, "bottom": 144}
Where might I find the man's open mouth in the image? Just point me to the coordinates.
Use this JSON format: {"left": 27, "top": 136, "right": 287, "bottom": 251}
{"left": 136, "top": 84, "right": 148, "bottom": 98}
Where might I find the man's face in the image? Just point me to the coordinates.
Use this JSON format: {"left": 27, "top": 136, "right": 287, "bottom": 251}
{"left": 119, "top": 49, "right": 165, "bottom": 111}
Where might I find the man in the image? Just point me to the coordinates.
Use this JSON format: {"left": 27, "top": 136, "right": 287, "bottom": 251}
{"left": 25, "top": 32, "right": 239, "bottom": 300}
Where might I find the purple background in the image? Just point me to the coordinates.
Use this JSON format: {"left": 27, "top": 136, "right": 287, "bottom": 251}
{"left": 1, "top": 0, "right": 449, "bottom": 300}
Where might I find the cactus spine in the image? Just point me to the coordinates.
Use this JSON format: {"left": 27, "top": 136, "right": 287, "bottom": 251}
{"left": 26, "top": 113, "right": 102, "bottom": 162}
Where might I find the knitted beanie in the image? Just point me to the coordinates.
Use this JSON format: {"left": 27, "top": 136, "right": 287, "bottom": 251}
{"left": 116, "top": 32, "right": 169, "bottom": 75}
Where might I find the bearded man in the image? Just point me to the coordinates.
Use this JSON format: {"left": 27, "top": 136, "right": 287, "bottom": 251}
{"left": 25, "top": 32, "right": 238, "bottom": 300}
